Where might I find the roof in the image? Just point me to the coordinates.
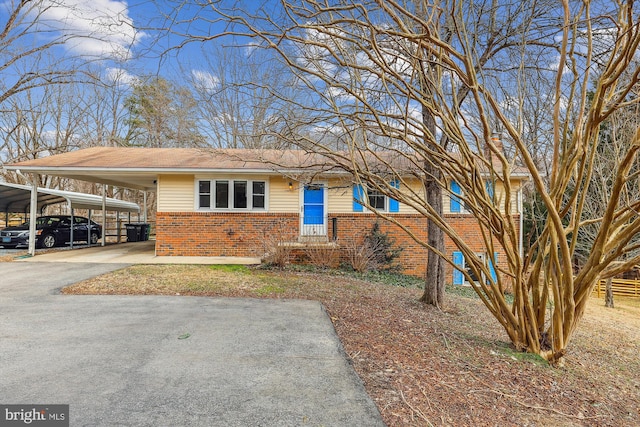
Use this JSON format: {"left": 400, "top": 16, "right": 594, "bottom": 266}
{"left": 2, "top": 147, "right": 530, "bottom": 191}
{"left": 3, "top": 147, "right": 343, "bottom": 190}
{"left": 0, "top": 181, "right": 140, "bottom": 214}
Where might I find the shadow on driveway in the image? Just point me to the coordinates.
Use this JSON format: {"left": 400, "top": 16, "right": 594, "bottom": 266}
{"left": 0, "top": 262, "right": 384, "bottom": 426}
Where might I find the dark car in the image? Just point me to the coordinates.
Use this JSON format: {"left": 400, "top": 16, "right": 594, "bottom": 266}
{"left": 0, "top": 215, "right": 101, "bottom": 249}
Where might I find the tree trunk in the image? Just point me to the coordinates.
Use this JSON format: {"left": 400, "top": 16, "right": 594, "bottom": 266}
{"left": 420, "top": 171, "right": 446, "bottom": 307}
{"left": 605, "top": 278, "right": 614, "bottom": 308}
{"left": 419, "top": 103, "right": 446, "bottom": 307}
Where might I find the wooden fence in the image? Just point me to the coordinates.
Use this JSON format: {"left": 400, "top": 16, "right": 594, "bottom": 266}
{"left": 593, "top": 278, "right": 640, "bottom": 298}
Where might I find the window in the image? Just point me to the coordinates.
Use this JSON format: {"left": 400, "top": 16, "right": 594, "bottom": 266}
{"left": 452, "top": 251, "right": 498, "bottom": 285}
{"left": 451, "top": 179, "right": 495, "bottom": 212}
{"left": 353, "top": 181, "right": 400, "bottom": 213}
{"left": 368, "top": 188, "right": 386, "bottom": 210}
{"left": 485, "top": 179, "right": 495, "bottom": 201}
{"left": 199, "top": 181, "right": 211, "bottom": 208}
{"left": 215, "top": 181, "right": 229, "bottom": 208}
{"left": 252, "top": 181, "right": 265, "bottom": 209}
{"left": 198, "top": 179, "right": 267, "bottom": 210}
{"left": 234, "top": 181, "right": 247, "bottom": 209}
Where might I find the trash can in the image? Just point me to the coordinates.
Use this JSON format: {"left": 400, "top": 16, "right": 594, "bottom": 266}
{"left": 140, "top": 223, "right": 150, "bottom": 241}
{"left": 125, "top": 223, "right": 150, "bottom": 242}
{"left": 125, "top": 224, "right": 143, "bottom": 242}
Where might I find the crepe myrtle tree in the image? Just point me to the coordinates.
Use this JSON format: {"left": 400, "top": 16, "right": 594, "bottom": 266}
{"left": 176, "top": 0, "right": 640, "bottom": 365}
{"left": 200, "top": 0, "right": 552, "bottom": 309}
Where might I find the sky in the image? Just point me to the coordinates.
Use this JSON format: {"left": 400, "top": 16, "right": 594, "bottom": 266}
{"left": 1, "top": 0, "right": 632, "bottom": 158}
{"left": 16, "top": 0, "right": 231, "bottom": 90}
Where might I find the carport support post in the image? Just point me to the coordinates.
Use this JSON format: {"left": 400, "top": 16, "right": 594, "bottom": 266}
{"left": 28, "top": 178, "right": 38, "bottom": 256}
{"left": 143, "top": 191, "right": 147, "bottom": 223}
{"left": 70, "top": 208, "right": 75, "bottom": 249}
{"left": 102, "top": 184, "right": 107, "bottom": 246}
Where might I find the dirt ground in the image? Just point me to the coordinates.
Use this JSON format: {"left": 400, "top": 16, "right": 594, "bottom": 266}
{"left": 49, "top": 264, "right": 640, "bottom": 426}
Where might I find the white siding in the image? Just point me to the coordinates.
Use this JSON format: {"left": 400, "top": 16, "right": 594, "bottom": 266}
{"left": 327, "top": 179, "right": 353, "bottom": 213}
{"left": 157, "top": 175, "right": 195, "bottom": 212}
{"left": 269, "top": 177, "right": 299, "bottom": 212}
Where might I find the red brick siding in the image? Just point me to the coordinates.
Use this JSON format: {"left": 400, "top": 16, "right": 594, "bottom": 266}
{"left": 443, "top": 214, "right": 521, "bottom": 283}
{"left": 328, "top": 214, "right": 429, "bottom": 277}
{"left": 156, "top": 212, "right": 299, "bottom": 257}
{"left": 155, "top": 211, "right": 520, "bottom": 280}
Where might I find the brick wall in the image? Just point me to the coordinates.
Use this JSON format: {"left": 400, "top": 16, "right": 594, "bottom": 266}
{"left": 328, "top": 213, "right": 429, "bottom": 277}
{"left": 156, "top": 212, "right": 299, "bottom": 258}
{"left": 155, "top": 211, "right": 520, "bottom": 280}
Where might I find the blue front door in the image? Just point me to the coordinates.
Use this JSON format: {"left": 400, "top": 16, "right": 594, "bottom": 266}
{"left": 301, "top": 184, "right": 326, "bottom": 236}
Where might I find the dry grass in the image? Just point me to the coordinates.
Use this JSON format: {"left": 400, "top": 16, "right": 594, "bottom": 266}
{"left": 0, "top": 251, "right": 28, "bottom": 262}
{"left": 63, "top": 265, "right": 640, "bottom": 427}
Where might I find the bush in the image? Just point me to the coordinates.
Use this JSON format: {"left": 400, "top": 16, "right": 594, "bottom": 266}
{"left": 260, "top": 220, "right": 295, "bottom": 268}
{"left": 304, "top": 242, "right": 341, "bottom": 269}
{"left": 346, "top": 222, "right": 403, "bottom": 273}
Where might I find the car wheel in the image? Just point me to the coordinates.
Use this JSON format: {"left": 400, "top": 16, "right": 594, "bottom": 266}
{"left": 90, "top": 232, "right": 99, "bottom": 245}
{"left": 40, "top": 234, "right": 56, "bottom": 249}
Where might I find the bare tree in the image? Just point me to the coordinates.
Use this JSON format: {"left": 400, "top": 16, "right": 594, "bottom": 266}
{"left": 1, "top": 1, "right": 76, "bottom": 105}
{"left": 573, "top": 94, "right": 640, "bottom": 308}
{"left": 0, "top": 83, "right": 89, "bottom": 186}
{"left": 1, "top": 0, "right": 140, "bottom": 186}
{"left": 185, "top": 44, "right": 303, "bottom": 148}
{"left": 1, "top": 0, "right": 138, "bottom": 105}
{"left": 77, "top": 68, "right": 136, "bottom": 148}
{"left": 173, "top": 0, "right": 640, "bottom": 364}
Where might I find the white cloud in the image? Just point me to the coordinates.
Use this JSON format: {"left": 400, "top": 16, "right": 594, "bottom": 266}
{"left": 105, "top": 67, "right": 137, "bottom": 86}
{"left": 325, "top": 85, "right": 356, "bottom": 104}
{"left": 191, "top": 70, "right": 220, "bottom": 93}
{"left": 38, "top": 0, "right": 140, "bottom": 60}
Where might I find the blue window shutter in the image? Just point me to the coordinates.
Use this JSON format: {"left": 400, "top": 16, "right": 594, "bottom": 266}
{"left": 353, "top": 184, "right": 364, "bottom": 212}
{"left": 450, "top": 180, "right": 461, "bottom": 213}
{"left": 485, "top": 180, "right": 495, "bottom": 201}
{"left": 452, "top": 251, "right": 464, "bottom": 285}
{"left": 389, "top": 180, "right": 399, "bottom": 213}
{"left": 488, "top": 252, "right": 498, "bottom": 283}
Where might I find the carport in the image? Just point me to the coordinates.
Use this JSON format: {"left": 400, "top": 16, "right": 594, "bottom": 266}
{"left": 0, "top": 182, "right": 140, "bottom": 255}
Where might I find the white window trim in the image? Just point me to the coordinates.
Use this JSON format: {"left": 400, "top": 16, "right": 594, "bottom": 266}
{"left": 196, "top": 179, "right": 268, "bottom": 211}
{"left": 354, "top": 183, "right": 400, "bottom": 213}
{"left": 366, "top": 187, "right": 389, "bottom": 212}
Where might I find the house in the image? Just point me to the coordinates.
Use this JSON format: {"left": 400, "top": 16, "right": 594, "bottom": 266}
{"left": 3, "top": 146, "right": 528, "bottom": 281}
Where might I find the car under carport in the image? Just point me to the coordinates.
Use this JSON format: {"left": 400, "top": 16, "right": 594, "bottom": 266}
{"left": 0, "top": 181, "right": 140, "bottom": 254}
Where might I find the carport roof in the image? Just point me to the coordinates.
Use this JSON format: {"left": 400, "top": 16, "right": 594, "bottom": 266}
{"left": 0, "top": 182, "right": 140, "bottom": 214}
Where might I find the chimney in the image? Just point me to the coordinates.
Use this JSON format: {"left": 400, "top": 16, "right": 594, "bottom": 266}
{"left": 485, "top": 132, "right": 504, "bottom": 163}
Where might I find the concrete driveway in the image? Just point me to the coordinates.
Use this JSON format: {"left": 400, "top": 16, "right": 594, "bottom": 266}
{"left": 0, "top": 262, "right": 384, "bottom": 426}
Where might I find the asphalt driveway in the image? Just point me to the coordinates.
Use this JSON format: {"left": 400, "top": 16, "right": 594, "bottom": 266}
{"left": 0, "top": 262, "right": 384, "bottom": 426}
